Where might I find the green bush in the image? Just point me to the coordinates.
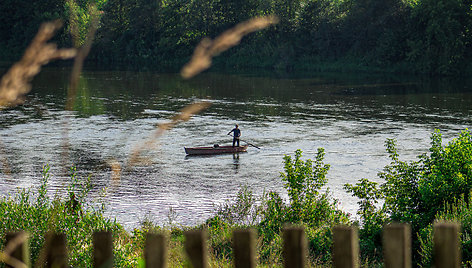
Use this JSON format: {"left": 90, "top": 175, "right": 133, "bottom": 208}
{"left": 346, "top": 129, "right": 472, "bottom": 264}
{"left": 0, "top": 165, "right": 134, "bottom": 267}
{"left": 259, "top": 149, "right": 350, "bottom": 264}
{"left": 206, "top": 149, "right": 349, "bottom": 265}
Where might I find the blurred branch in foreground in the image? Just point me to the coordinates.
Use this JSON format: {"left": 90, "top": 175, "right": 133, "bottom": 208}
{"left": 128, "top": 101, "right": 212, "bottom": 167}
{"left": 0, "top": 139, "right": 12, "bottom": 176}
{"left": 0, "top": 20, "right": 77, "bottom": 109}
{"left": 181, "top": 16, "right": 279, "bottom": 79}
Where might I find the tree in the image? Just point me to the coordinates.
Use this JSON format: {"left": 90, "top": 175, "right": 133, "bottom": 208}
{"left": 0, "top": 0, "right": 67, "bottom": 59}
{"left": 406, "top": 0, "right": 472, "bottom": 74}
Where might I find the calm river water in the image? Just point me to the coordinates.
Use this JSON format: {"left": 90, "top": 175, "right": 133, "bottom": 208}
{"left": 1, "top": 67, "right": 472, "bottom": 229}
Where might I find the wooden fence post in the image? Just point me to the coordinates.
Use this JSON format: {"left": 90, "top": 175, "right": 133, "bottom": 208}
{"left": 5, "top": 232, "right": 30, "bottom": 268}
{"left": 43, "top": 233, "right": 68, "bottom": 268}
{"left": 434, "top": 222, "right": 461, "bottom": 268}
{"left": 145, "top": 233, "right": 167, "bottom": 268}
{"left": 332, "top": 225, "right": 359, "bottom": 268}
{"left": 184, "top": 229, "right": 207, "bottom": 268}
{"left": 383, "top": 223, "right": 411, "bottom": 268}
{"left": 282, "top": 226, "right": 307, "bottom": 268}
{"left": 93, "top": 231, "right": 113, "bottom": 268}
{"left": 233, "top": 229, "right": 256, "bottom": 268}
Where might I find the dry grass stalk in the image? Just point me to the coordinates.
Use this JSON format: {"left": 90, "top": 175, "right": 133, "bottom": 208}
{"left": 0, "top": 20, "right": 77, "bottom": 109}
{"left": 181, "top": 16, "right": 279, "bottom": 79}
{"left": 66, "top": 3, "right": 100, "bottom": 111}
{"left": 108, "top": 159, "right": 122, "bottom": 181}
{"left": 128, "top": 101, "right": 211, "bottom": 166}
{"left": 0, "top": 139, "right": 12, "bottom": 175}
{"left": 0, "top": 232, "right": 28, "bottom": 268}
{"left": 60, "top": 118, "right": 72, "bottom": 176}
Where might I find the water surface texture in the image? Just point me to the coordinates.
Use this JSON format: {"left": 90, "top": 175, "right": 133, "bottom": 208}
{"left": 1, "top": 68, "right": 471, "bottom": 228}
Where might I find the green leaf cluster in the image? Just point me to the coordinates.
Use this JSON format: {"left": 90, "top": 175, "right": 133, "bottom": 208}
{"left": 346, "top": 129, "right": 472, "bottom": 264}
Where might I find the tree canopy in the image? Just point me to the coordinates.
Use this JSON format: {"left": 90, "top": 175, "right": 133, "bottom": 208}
{"left": 1, "top": 0, "right": 471, "bottom": 75}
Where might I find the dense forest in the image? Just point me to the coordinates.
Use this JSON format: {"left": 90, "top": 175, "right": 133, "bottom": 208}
{"left": 1, "top": 0, "right": 472, "bottom": 74}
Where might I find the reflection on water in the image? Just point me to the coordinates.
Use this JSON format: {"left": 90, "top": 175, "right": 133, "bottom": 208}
{"left": 232, "top": 154, "right": 240, "bottom": 172}
{"left": 1, "top": 67, "right": 472, "bottom": 228}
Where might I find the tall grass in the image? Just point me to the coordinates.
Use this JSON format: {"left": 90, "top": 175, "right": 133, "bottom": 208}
{"left": 0, "top": 165, "right": 137, "bottom": 267}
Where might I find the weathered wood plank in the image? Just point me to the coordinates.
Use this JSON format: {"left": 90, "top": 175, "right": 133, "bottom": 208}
{"left": 93, "top": 231, "right": 113, "bottom": 268}
{"left": 332, "top": 225, "right": 359, "bottom": 268}
{"left": 434, "top": 222, "right": 461, "bottom": 268}
{"left": 233, "top": 229, "right": 256, "bottom": 268}
{"left": 145, "top": 233, "right": 167, "bottom": 268}
{"left": 283, "top": 226, "right": 307, "bottom": 268}
{"left": 184, "top": 229, "right": 207, "bottom": 268}
{"left": 5, "top": 232, "right": 30, "bottom": 268}
{"left": 383, "top": 223, "right": 411, "bottom": 268}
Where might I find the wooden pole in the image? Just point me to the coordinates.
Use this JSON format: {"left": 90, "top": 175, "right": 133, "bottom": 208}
{"left": 282, "top": 226, "right": 307, "bottom": 268}
{"left": 233, "top": 229, "right": 256, "bottom": 268}
{"left": 184, "top": 229, "right": 207, "bottom": 268}
{"left": 383, "top": 223, "right": 411, "bottom": 268}
{"left": 93, "top": 231, "right": 113, "bottom": 268}
{"left": 332, "top": 225, "right": 359, "bottom": 268}
{"left": 433, "top": 222, "right": 461, "bottom": 268}
{"left": 44, "top": 233, "right": 68, "bottom": 268}
{"left": 145, "top": 233, "right": 167, "bottom": 268}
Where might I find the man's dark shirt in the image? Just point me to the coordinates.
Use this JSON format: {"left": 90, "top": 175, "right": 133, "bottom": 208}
{"left": 231, "top": 128, "right": 241, "bottom": 137}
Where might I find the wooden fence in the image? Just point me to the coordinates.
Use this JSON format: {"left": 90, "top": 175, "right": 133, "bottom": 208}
{"left": 1, "top": 222, "right": 461, "bottom": 268}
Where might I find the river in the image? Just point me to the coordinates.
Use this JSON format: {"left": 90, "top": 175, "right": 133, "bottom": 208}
{"left": 1, "top": 67, "right": 471, "bottom": 229}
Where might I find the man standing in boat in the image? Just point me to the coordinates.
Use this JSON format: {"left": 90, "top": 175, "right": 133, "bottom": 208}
{"left": 228, "top": 124, "right": 241, "bottom": 147}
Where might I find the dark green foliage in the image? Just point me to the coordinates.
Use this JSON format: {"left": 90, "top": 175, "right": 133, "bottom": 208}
{"left": 1, "top": 0, "right": 471, "bottom": 74}
{"left": 406, "top": 0, "right": 472, "bottom": 75}
{"left": 0, "top": 0, "right": 67, "bottom": 60}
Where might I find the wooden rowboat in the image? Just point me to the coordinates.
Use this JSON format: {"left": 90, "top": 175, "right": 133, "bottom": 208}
{"left": 184, "top": 145, "right": 248, "bottom": 155}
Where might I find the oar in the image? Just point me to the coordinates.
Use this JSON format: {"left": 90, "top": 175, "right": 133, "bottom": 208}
{"left": 242, "top": 139, "right": 260, "bottom": 149}
{"left": 228, "top": 134, "right": 261, "bottom": 149}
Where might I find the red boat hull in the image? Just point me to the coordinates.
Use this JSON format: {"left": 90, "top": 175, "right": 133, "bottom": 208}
{"left": 184, "top": 145, "right": 248, "bottom": 155}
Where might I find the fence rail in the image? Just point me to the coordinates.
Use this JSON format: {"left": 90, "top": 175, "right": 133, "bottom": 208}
{"left": 2, "top": 222, "right": 461, "bottom": 267}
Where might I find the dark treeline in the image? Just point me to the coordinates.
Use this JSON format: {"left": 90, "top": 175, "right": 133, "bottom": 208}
{"left": 1, "top": 0, "right": 471, "bottom": 75}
